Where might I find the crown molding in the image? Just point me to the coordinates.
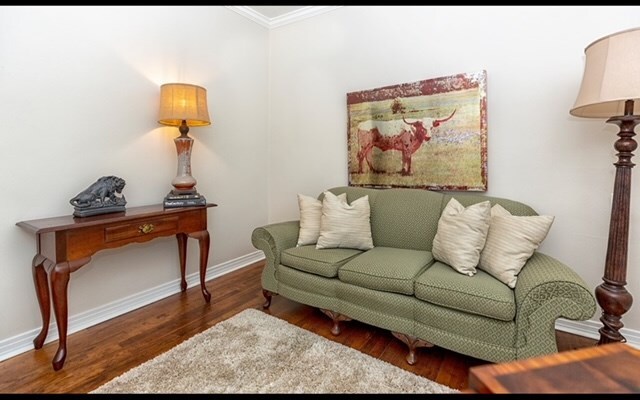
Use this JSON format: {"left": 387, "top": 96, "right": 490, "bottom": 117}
{"left": 269, "top": 6, "right": 342, "bottom": 28}
{"left": 227, "top": 6, "right": 271, "bottom": 28}
{"left": 227, "top": 6, "right": 342, "bottom": 29}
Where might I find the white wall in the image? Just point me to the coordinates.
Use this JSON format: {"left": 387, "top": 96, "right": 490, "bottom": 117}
{"left": 3, "top": 5, "right": 640, "bottom": 362}
{"left": 0, "top": 6, "right": 268, "bottom": 346}
{"left": 268, "top": 6, "right": 640, "bottom": 335}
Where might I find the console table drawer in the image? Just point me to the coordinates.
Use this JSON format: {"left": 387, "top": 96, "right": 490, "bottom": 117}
{"left": 105, "top": 216, "right": 179, "bottom": 242}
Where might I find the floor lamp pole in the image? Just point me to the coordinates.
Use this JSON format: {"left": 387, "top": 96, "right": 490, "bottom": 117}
{"left": 596, "top": 99, "right": 639, "bottom": 344}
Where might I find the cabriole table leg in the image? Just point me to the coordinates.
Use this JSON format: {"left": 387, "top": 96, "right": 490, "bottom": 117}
{"left": 189, "top": 230, "right": 211, "bottom": 303}
{"left": 31, "top": 254, "right": 50, "bottom": 349}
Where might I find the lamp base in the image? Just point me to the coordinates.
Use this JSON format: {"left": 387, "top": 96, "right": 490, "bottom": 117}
{"left": 595, "top": 103, "right": 639, "bottom": 345}
{"left": 163, "top": 190, "right": 207, "bottom": 208}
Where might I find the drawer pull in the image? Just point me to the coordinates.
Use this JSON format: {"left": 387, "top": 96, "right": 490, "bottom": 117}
{"left": 139, "top": 224, "right": 155, "bottom": 234}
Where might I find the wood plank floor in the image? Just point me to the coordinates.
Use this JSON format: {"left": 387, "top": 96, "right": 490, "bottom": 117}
{"left": 0, "top": 260, "right": 596, "bottom": 393}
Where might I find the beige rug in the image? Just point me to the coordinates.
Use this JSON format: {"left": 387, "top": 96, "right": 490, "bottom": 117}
{"left": 91, "top": 308, "right": 458, "bottom": 394}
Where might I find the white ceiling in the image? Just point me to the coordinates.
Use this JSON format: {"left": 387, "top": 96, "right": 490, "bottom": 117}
{"left": 228, "top": 6, "right": 342, "bottom": 29}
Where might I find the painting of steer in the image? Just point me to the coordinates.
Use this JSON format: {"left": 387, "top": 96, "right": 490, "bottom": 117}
{"left": 356, "top": 110, "right": 456, "bottom": 176}
{"left": 346, "top": 70, "right": 487, "bottom": 191}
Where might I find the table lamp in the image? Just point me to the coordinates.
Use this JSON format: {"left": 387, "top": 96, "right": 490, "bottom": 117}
{"left": 158, "top": 83, "right": 211, "bottom": 208}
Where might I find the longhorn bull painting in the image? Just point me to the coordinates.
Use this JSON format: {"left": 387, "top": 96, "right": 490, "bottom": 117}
{"left": 356, "top": 110, "right": 456, "bottom": 176}
{"left": 347, "top": 70, "right": 488, "bottom": 191}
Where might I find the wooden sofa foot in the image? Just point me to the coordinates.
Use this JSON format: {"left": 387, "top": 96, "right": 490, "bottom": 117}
{"left": 262, "top": 290, "right": 276, "bottom": 309}
{"left": 391, "top": 331, "right": 434, "bottom": 365}
{"left": 319, "top": 309, "right": 352, "bottom": 335}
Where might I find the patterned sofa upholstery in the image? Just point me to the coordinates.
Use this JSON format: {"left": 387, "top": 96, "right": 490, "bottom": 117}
{"left": 251, "top": 186, "right": 596, "bottom": 364}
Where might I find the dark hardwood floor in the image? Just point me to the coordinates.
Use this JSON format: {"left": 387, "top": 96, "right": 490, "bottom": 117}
{"left": 0, "top": 260, "right": 597, "bottom": 393}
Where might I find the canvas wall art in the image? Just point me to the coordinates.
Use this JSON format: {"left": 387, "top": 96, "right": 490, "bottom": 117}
{"left": 347, "top": 70, "right": 488, "bottom": 191}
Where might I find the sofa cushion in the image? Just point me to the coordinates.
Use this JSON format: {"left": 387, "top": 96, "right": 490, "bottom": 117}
{"left": 338, "top": 247, "right": 433, "bottom": 295}
{"left": 317, "top": 192, "right": 374, "bottom": 250}
{"left": 414, "top": 261, "right": 516, "bottom": 321}
{"left": 432, "top": 198, "right": 491, "bottom": 276}
{"left": 296, "top": 192, "right": 347, "bottom": 246}
{"left": 281, "top": 245, "right": 362, "bottom": 278}
{"left": 479, "top": 204, "right": 554, "bottom": 288}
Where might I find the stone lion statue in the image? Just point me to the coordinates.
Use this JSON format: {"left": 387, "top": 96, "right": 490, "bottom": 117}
{"left": 69, "top": 176, "right": 127, "bottom": 209}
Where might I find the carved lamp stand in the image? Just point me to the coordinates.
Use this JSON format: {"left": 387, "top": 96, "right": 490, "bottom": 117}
{"left": 158, "top": 83, "right": 211, "bottom": 208}
{"left": 570, "top": 28, "right": 640, "bottom": 344}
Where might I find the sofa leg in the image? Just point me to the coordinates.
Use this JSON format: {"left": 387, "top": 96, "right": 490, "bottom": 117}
{"left": 391, "top": 331, "right": 434, "bottom": 365}
{"left": 262, "top": 290, "right": 275, "bottom": 309}
{"left": 319, "top": 309, "right": 352, "bottom": 335}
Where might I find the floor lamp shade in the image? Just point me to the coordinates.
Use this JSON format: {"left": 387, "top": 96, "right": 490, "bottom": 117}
{"left": 158, "top": 83, "right": 211, "bottom": 208}
{"left": 570, "top": 27, "right": 640, "bottom": 345}
{"left": 570, "top": 27, "right": 640, "bottom": 118}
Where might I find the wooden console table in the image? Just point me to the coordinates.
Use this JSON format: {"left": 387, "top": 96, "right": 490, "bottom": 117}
{"left": 468, "top": 342, "right": 640, "bottom": 393}
{"left": 16, "top": 203, "right": 217, "bottom": 371}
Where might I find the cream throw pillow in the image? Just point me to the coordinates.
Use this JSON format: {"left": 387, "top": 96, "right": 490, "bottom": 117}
{"left": 297, "top": 193, "right": 347, "bottom": 246}
{"left": 432, "top": 198, "right": 491, "bottom": 276}
{"left": 316, "top": 192, "right": 374, "bottom": 250}
{"left": 479, "top": 204, "right": 554, "bottom": 288}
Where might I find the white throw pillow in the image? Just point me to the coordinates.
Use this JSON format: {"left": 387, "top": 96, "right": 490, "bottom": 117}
{"left": 316, "top": 192, "right": 374, "bottom": 251}
{"left": 297, "top": 193, "right": 347, "bottom": 246}
{"left": 479, "top": 204, "right": 554, "bottom": 288}
{"left": 431, "top": 198, "right": 491, "bottom": 276}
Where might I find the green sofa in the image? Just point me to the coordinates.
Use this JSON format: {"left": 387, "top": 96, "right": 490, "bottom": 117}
{"left": 251, "top": 186, "right": 596, "bottom": 364}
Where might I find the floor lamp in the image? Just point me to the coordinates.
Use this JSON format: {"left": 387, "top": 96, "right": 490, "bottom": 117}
{"left": 570, "top": 27, "right": 640, "bottom": 344}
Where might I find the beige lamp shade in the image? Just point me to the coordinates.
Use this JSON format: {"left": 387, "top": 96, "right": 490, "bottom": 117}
{"left": 158, "top": 83, "right": 211, "bottom": 127}
{"left": 570, "top": 27, "right": 640, "bottom": 118}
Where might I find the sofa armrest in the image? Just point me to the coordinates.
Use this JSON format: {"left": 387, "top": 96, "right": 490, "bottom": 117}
{"left": 251, "top": 220, "right": 300, "bottom": 291}
{"left": 251, "top": 220, "right": 300, "bottom": 265}
{"left": 514, "top": 252, "right": 596, "bottom": 354}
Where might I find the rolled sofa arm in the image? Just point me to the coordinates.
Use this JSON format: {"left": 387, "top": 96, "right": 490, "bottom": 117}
{"left": 514, "top": 251, "right": 597, "bottom": 357}
{"left": 251, "top": 220, "right": 300, "bottom": 292}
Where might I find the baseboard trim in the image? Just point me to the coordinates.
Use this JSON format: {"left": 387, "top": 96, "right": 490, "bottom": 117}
{"left": 0, "top": 251, "right": 265, "bottom": 363}
{"left": 555, "top": 318, "right": 640, "bottom": 349}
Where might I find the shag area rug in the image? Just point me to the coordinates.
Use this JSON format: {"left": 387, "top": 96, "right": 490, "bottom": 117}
{"left": 91, "top": 308, "right": 458, "bottom": 394}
